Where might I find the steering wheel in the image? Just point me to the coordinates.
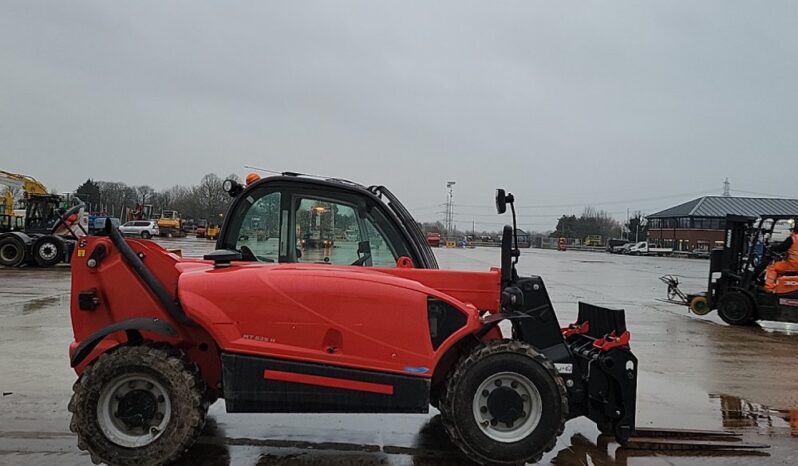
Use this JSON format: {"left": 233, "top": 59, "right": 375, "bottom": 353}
{"left": 769, "top": 249, "right": 787, "bottom": 261}
{"left": 51, "top": 204, "right": 87, "bottom": 239}
{"left": 351, "top": 253, "right": 371, "bottom": 266}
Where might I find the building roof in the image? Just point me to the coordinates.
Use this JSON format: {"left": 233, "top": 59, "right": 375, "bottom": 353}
{"left": 647, "top": 196, "right": 798, "bottom": 219}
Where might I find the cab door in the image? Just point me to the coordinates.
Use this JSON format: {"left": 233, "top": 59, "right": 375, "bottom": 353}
{"left": 289, "top": 192, "right": 407, "bottom": 268}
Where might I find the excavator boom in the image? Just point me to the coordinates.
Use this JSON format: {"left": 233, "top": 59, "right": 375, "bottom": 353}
{"left": 0, "top": 169, "right": 49, "bottom": 197}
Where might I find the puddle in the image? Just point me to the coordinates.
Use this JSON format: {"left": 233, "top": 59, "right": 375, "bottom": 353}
{"left": 712, "top": 394, "right": 797, "bottom": 437}
{"left": 20, "top": 294, "right": 68, "bottom": 315}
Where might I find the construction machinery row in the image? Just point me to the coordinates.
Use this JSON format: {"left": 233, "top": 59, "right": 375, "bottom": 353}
{"left": 0, "top": 169, "right": 220, "bottom": 268}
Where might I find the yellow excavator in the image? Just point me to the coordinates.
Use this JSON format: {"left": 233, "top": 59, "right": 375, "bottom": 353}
{"left": 0, "top": 169, "right": 88, "bottom": 267}
{"left": 1, "top": 169, "right": 49, "bottom": 216}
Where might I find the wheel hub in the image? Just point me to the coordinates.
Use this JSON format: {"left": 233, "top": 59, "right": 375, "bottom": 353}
{"left": 97, "top": 373, "right": 171, "bottom": 448}
{"left": 116, "top": 389, "right": 158, "bottom": 429}
{"left": 38, "top": 243, "right": 57, "bottom": 260}
{"left": 472, "top": 371, "right": 543, "bottom": 442}
{"left": 486, "top": 386, "right": 525, "bottom": 426}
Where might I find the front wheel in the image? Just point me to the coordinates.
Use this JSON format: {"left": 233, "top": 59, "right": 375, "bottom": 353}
{"left": 141, "top": 231, "right": 151, "bottom": 239}
{"left": 69, "top": 345, "right": 208, "bottom": 466}
{"left": 439, "top": 340, "right": 567, "bottom": 465}
{"left": 717, "top": 291, "right": 757, "bottom": 325}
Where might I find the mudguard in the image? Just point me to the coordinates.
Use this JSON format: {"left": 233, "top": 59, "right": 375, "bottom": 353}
{"left": 70, "top": 317, "right": 177, "bottom": 367}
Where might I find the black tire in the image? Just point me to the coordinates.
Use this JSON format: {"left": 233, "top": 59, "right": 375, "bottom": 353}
{"left": 69, "top": 345, "right": 208, "bottom": 466}
{"left": 439, "top": 340, "right": 567, "bottom": 465}
{"left": 0, "top": 236, "right": 25, "bottom": 267}
{"left": 717, "top": 291, "right": 757, "bottom": 326}
{"left": 141, "top": 231, "right": 152, "bottom": 239}
{"left": 32, "top": 235, "right": 64, "bottom": 267}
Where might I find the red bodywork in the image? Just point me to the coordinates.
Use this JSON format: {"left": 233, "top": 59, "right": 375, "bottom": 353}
{"left": 70, "top": 236, "right": 503, "bottom": 392}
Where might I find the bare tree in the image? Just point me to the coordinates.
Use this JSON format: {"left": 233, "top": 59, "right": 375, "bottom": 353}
{"left": 135, "top": 185, "right": 155, "bottom": 206}
{"left": 196, "top": 174, "right": 226, "bottom": 222}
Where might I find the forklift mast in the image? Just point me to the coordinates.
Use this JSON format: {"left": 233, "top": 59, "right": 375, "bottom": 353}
{"left": 709, "top": 216, "right": 755, "bottom": 308}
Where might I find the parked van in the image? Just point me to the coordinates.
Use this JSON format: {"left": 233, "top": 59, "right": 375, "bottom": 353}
{"left": 628, "top": 241, "right": 673, "bottom": 256}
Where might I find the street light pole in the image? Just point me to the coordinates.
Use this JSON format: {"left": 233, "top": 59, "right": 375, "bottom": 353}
{"left": 445, "top": 181, "right": 456, "bottom": 238}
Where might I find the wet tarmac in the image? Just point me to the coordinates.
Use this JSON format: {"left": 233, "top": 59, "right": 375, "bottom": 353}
{"left": 1, "top": 238, "right": 796, "bottom": 465}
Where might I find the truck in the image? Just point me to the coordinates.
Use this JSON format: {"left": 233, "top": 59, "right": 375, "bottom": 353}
{"left": 0, "top": 169, "right": 88, "bottom": 267}
{"left": 584, "top": 235, "right": 602, "bottom": 247}
{"left": 426, "top": 231, "right": 441, "bottom": 247}
{"left": 628, "top": 241, "right": 673, "bottom": 256}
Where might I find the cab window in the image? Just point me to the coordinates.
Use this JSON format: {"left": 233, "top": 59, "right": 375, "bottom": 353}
{"left": 234, "top": 191, "right": 282, "bottom": 262}
{"left": 294, "top": 196, "right": 404, "bottom": 267}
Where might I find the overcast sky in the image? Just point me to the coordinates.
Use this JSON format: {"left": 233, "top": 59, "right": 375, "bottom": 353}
{"left": 1, "top": 1, "right": 796, "bottom": 231}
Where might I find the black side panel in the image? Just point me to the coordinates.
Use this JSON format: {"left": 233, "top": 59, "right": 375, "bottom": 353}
{"left": 428, "top": 298, "right": 467, "bottom": 350}
{"left": 221, "top": 353, "right": 430, "bottom": 414}
{"left": 508, "top": 276, "right": 565, "bottom": 351}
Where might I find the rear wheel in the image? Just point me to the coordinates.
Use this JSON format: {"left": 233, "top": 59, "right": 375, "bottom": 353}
{"left": 69, "top": 345, "right": 208, "bottom": 466}
{"left": 33, "top": 235, "right": 64, "bottom": 267}
{"left": 717, "top": 291, "right": 757, "bottom": 325}
{"left": 0, "top": 237, "right": 25, "bottom": 267}
{"left": 439, "top": 340, "right": 567, "bottom": 465}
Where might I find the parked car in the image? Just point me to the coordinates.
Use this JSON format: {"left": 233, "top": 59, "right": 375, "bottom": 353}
{"left": 609, "top": 242, "right": 634, "bottom": 254}
{"left": 88, "top": 216, "right": 120, "bottom": 235}
{"left": 606, "top": 238, "right": 628, "bottom": 253}
{"left": 119, "top": 220, "right": 159, "bottom": 238}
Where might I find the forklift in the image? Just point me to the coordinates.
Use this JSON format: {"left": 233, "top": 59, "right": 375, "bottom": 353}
{"left": 661, "top": 214, "right": 798, "bottom": 325}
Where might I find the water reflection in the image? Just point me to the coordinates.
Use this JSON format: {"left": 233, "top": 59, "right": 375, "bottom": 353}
{"left": 174, "top": 405, "right": 778, "bottom": 466}
{"left": 713, "top": 393, "right": 798, "bottom": 437}
{"left": 552, "top": 432, "right": 769, "bottom": 466}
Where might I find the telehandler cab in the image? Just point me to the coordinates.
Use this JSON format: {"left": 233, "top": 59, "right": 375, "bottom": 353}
{"left": 67, "top": 173, "right": 753, "bottom": 465}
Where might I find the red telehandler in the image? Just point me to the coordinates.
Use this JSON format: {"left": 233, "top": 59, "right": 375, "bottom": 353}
{"left": 67, "top": 173, "right": 759, "bottom": 465}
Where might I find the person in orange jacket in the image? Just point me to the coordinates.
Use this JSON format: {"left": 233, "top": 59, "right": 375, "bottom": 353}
{"left": 765, "top": 222, "right": 798, "bottom": 290}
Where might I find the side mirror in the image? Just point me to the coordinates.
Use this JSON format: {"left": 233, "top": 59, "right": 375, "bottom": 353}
{"left": 495, "top": 189, "right": 515, "bottom": 214}
{"left": 495, "top": 189, "right": 507, "bottom": 214}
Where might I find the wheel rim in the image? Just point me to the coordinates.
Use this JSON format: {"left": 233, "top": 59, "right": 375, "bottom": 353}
{"left": 472, "top": 371, "right": 543, "bottom": 443}
{"left": 38, "top": 242, "right": 58, "bottom": 261}
{"left": 97, "top": 373, "right": 172, "bottom": 448}
{"left": 0, "top": 243, "right": 20, "bottom": 263}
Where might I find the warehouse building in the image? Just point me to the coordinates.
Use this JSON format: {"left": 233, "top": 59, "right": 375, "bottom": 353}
{"left": 646, "top": 196, "right": 798, "bottom": 252}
